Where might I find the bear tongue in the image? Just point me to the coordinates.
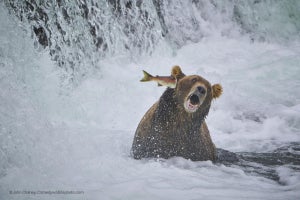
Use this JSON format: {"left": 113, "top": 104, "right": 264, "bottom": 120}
{"left": 184, "top": 99, "right": 199, "bottom": 112}
{"left": 188, "top": 102, "right": 196, "bottom": 109}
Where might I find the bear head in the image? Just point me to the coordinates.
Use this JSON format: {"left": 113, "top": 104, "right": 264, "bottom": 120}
{"left": 175, "top": 72, "right": 222, "bottom": 114}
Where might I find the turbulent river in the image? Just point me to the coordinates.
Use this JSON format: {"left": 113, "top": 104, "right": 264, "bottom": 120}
{"left": 0, "top": 1, "right": 300, "bottom": 199}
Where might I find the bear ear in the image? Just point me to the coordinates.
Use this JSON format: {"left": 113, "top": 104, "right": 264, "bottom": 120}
{"left": 171, "top": 65, "right": 185, "bottom": 80}
{"left": 212, "top": 84, "right": 223, "bottom": 99}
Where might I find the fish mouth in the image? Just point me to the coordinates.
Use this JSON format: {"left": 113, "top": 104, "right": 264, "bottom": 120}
{"left": 184, "top": 92, "right": 202, "bottom": 113}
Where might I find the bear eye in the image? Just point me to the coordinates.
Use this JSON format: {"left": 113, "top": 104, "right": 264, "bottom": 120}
{"left": 191, "top": 78, "right": 198, "bottom": 83}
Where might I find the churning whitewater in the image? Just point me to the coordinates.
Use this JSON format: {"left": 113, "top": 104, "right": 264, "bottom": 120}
{"left": 0, "top": 1, "right": 300, "bottom": 200}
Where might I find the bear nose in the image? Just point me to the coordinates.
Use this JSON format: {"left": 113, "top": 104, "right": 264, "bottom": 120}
{"left": 197, "top": 86, "right": 206, "bottom": 94}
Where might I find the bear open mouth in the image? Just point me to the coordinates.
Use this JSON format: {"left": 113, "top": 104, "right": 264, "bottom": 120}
{"left": 184, "top": 93, "right": 201, "bottom": 113}
{"left": 189, "top": 94, "right": 200, "bottom": 105}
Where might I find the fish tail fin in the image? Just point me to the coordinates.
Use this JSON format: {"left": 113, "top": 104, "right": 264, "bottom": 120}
{"left": 140, "top": 70, "right": 153, "bottom": 82}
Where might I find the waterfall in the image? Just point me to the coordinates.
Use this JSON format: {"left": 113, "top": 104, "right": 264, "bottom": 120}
{"left": 4, "top": 0, "right": 300, "bottom": 83}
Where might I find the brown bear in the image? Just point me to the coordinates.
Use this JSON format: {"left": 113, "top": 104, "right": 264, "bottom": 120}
{"left": 131, "top": 66, "right": 222, "bottom": 161}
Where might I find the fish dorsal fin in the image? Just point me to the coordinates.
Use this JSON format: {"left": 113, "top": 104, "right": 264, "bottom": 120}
{"left": 157, "top": 83, "right": 163, "bottom": 86}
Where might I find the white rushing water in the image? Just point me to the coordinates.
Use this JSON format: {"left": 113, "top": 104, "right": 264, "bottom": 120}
{"left": 1, "top": 1, "right": 300, "bottom": 200}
